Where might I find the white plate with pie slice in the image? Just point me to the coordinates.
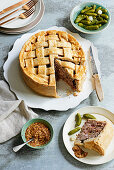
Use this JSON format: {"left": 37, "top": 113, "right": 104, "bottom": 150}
{"left": 3, "top": 26, "right": 100, "bottom": 110}
{"left": 63, "top": 106, "right": 114, "bottom": 165}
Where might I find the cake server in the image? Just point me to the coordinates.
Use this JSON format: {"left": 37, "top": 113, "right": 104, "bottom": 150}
{"left": 90, "top": 46, "right": 104, "bottom": 101}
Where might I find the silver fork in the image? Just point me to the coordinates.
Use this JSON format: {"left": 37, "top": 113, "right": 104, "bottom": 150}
{"left": 0, "top": 8, "right": 35, "bottom": 26}
{"left": 0, "top": 0, "right": 38, "bottom": 22}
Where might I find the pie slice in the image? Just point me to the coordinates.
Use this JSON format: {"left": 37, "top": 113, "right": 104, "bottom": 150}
{"left": 74, "top": 119, "right": 114, "bottom": 155}
{"left": 19, "top": 30, "right": 86, "bottom": 97}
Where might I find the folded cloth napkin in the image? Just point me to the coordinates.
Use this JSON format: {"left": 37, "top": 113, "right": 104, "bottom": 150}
{"left": 0, "top": 80, "right": 38, "bottom": 143}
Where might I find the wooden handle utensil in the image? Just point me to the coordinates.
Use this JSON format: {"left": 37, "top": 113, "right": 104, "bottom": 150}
{"left": 92, "top": 74, "right": 104, "bottom": 101}
{"left": 0, "top": 0, "right": 29, "bottom": 15}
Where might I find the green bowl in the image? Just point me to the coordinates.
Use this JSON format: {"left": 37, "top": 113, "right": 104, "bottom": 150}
{"left": 21, "top": 118, "right": 53, "bottom": 149}
{"left": 70, "top": 2, "right": 111, "bottom": 34}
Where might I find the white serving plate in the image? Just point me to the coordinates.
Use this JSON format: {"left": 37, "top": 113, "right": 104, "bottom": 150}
{"left": 3, "top": 26, "right": 100, "bottom": 110}
{"left": 63, "top": 106, "right": 114, "bottom": 165}
{"left": 0, "top": 0, "right": 40, "bottom": 29}
{"left": 0, "top": 0, "right": 45, "bottom": 34}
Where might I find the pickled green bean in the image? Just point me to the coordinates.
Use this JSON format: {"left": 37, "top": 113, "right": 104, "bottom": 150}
{"left": 81, "top": 7, "right": 92, "bottom": 13}
{"left": 96, "top": 7, "right": 101, "bottom": 13}
{"left": 85, "top": 25, "right": 100, "bottom": 30}
{"left": 74, "top": 15, "right": 86, "bottom": 23}
{"left": 101, "top": 14, "right": 109, "bottom": 19}
{"left": 85, "top": 12, "right": 97, "bottom": 16}
{"left": 101, "top": 8, "right": 107, "bottom": 13}
{"left": 96, "top": 20, "right": 107, "bottom": 24}
{"left": 97, "top": 16, "right": 103, "bottom": 21}
{"left": 68, "top": 127, "right": 81, "bottom": 135}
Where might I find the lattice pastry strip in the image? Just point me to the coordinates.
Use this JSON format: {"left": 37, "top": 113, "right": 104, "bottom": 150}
{"left": 65, "top": 68, "right": 74, "bottom": 77}
{"left": 49, "top": 40, "right": 57, "bottom": 47}
{"left": 57, "top": 41, "right": 71, "bottom": 48}
{"left": 33, "top": 57, "right": 50, "bottom": 66}
{"left": 38, "top": 65, "right": 46, "bottom": 75}
{"left": 46, "top": 35, "right": 59, "bottom": 41}
{"left": 73, "top": 57, "right": 85, "bottom": 65}
{"left": 49, "top": 74, "right": 56, "bottom": 86}
{"left": 24, "top": 58, "right": 37, "bottom": 74}
{"left": 74, "top": 65, "right": 86, "bottom": 80}
{"left": 44, "top": 48, "right": 64, "bottom": 56}
{"left": 36, "top": 47, "right": 44, "bottom": 58}
{"left": 23, "top": 51, "right": 35, "bottom": 59}
{"left": 64, "top": 48, "right": 72, "bottom": 59}
{"left": 32, "top": 74, "right": 49, "bottom": 85}
{"left": 56, "top": 59, "right": 75, "bottom": 70}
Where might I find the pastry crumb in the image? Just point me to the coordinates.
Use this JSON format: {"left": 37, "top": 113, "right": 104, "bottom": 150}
{"left": 70, "top": 137, "right": 75, "bottom": 141}
{"left": 66, "top": 90, "right": 73, "bottom": 96}
{"left": 73, "top": 92, "right": 79, "bottom": 96}
{"left": 72, "top": 145, "right": 88, "bottom": 158}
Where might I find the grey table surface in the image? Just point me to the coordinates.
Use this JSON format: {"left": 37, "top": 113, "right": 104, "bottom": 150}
{"left": 0, "top": 0, "right": 114, "bottom": 169}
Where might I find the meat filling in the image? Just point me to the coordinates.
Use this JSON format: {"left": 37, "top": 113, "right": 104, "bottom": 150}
{"left": 54, "top": 59, "right": 77, "bottom": 90}
{"left": 76, "top": 120, "right": 106, "bottom": 142}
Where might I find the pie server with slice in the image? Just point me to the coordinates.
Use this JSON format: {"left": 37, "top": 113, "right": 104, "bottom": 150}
{"left": 90, "top": 46, "right": 104, "bottom": 101}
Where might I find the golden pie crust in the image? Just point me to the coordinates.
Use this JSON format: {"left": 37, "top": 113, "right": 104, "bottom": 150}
{"left": 74, "top": 121, "right": 114, "bottom": 155}
{"left": 19, "top": 30, "right": 86, "bottom": 97}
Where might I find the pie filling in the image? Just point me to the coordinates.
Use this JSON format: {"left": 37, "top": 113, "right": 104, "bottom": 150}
{"left": 76, "top": 120, "right": 106, "bottom": 142}
{"left": 55, "top": 59, "right": 77, "bottom": 90}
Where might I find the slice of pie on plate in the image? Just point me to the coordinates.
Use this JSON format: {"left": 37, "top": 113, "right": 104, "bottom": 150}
{"left": 19, "top": 30, "right": 86, "bottom": 97}
{"left": 74, "top": 119, "right": 114, "bottom": 155}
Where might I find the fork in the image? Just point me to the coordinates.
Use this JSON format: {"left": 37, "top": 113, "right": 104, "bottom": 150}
{"left": 0, "top": 0, "right": 38, "bottom": 22}
{"left": 0, "top": 8, "right": 35, "bottom": 26}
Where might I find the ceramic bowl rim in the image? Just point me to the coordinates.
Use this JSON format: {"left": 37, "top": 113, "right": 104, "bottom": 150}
{"left": 21, "top": 118, "right": 53, "bottom": 149}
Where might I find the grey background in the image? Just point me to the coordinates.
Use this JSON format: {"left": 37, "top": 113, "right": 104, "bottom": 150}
{"left": 0, "top": 0, "right": 114, "bottom": 169}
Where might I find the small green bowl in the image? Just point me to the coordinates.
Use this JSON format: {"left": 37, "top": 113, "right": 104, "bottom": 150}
{"left": 21, "top": 118, "right": 53, "bottom": 149}
{"left": 70, "top": 2, "right": 111, "bottom": 34}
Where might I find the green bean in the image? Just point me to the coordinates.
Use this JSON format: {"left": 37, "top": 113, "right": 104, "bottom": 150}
{"left": 85, "top": 12, "right": 97, "bottom": 16}
{"left": 80, "top": 19, "right": 97, "bottom": 26}
{"left": 68, "top": 127, "right": 81, "bottom": 135}
{"left": 93, "top": 5, "right": 96, "bottom": 10}
{"left": 96, "top": 19, "right": 108, "bottom": 24}
{"left": 78, "top": 23, "right": 84, "bottom": 27}
{"left": 96, "top": 7, "right": 101, "bottom": 13}
{"left": 86, "top": 16, "right": 90, "bottom": 21}
{"left": 81, "top": 7, "right": 92, "bottom": 13}
{"left": 101, "top": 14, "right": 109, "bottom": 19}
{"left": 85, "top": 5, "right": 96, "bottom": 13}
{"left": 74, "top": 15, "right": 86, "bottom": 23}
{"left": 89, "top": 19, "right": 98, "bottom": 25}
{"left": 80, "top": 20, "right": 91, "bottom": 25}
{"left": 98, "top": 24, "right": 102, "bottom": 27}
{"left": 97, "top": 16, "right": 103, "bottom": 21}
{"left": 85, "top": 9, "right": 95, "bottom": 13}
{"left": 101, "top": 8, "right": 107, "bottom": 13}
{"left": 85, "top": 25, "right": 100, "bottom": 30}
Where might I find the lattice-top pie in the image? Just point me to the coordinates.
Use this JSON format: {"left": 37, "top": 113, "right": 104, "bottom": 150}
{"left": 19, "top": 30, "right": 86, "bottom": 97}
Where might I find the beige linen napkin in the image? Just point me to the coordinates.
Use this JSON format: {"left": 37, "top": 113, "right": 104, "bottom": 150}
{"left": 0, "top": 80, "right": 38, "bottom": 143}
